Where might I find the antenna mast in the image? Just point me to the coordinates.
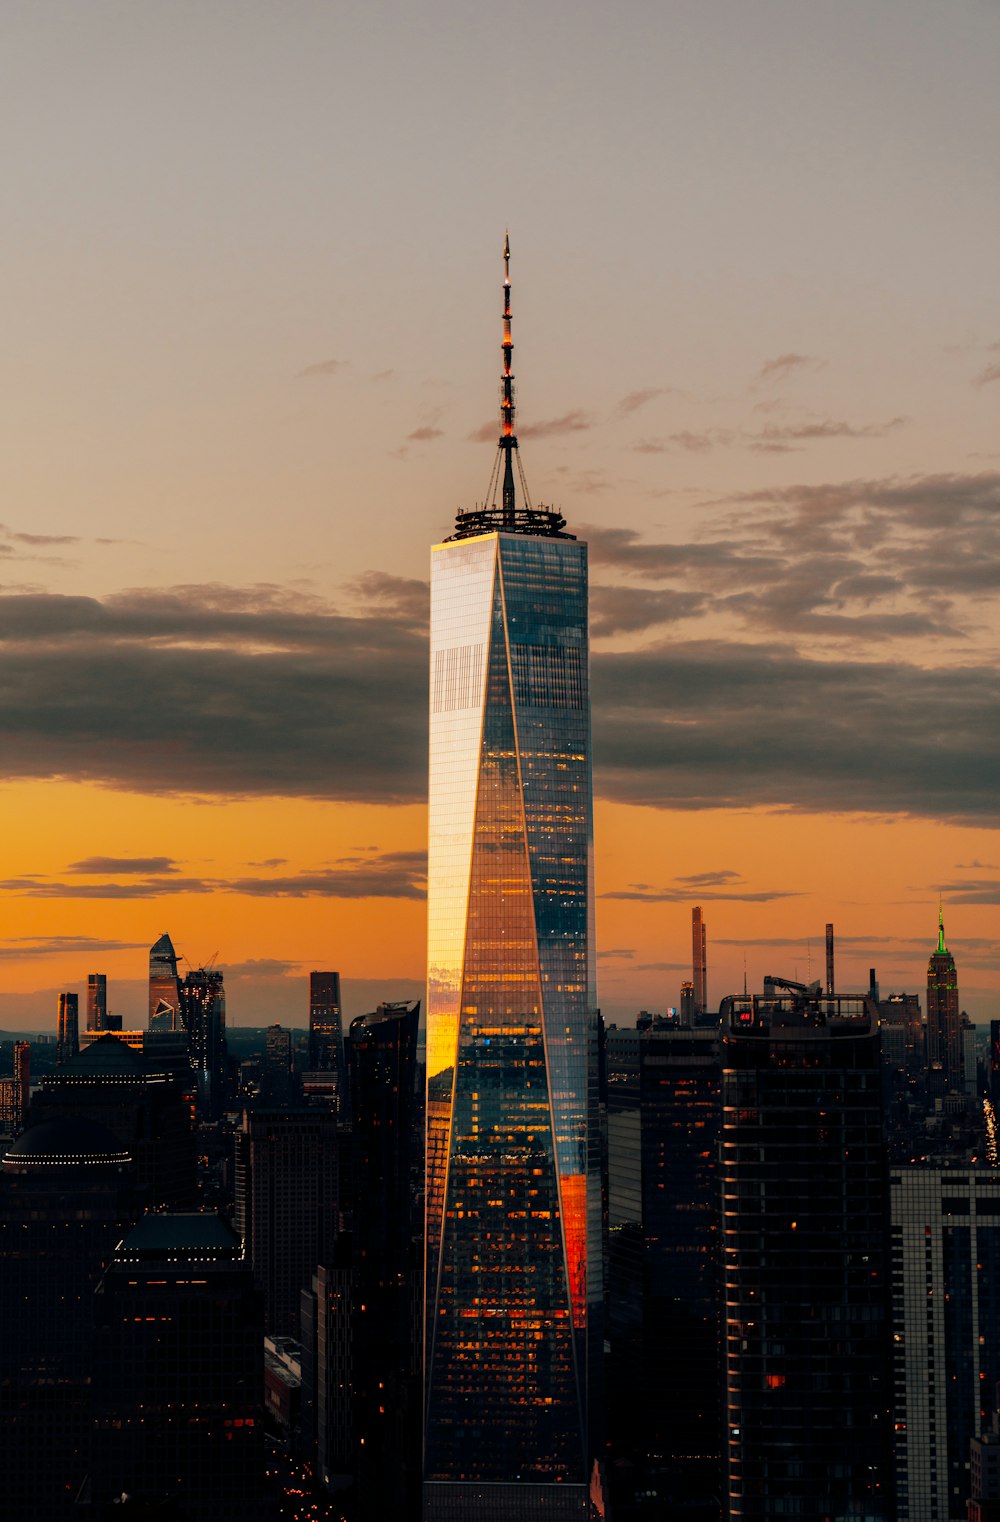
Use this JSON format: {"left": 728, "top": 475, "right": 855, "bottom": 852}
{"left": 500, "top": 232, "right": 518, "bottom": 528}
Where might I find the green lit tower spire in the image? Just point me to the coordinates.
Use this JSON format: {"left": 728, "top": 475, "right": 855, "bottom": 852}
{"left": 928, "top": 902, "right": 961, "bottom": 1089}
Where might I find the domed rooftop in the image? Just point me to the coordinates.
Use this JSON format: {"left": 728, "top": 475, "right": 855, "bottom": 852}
{"left": 3, "top": 1114, "right": 132, "bottom": 1173}
{"left": 58, "top": 1034, "right": 146, "bottom": 1077}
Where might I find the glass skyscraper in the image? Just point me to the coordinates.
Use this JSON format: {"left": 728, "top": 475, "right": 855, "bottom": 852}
{"left": 424, "top": 241, "right": 599, "bottom": 1520}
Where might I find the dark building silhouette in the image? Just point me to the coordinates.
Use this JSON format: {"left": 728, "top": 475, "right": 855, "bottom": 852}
{"left": 148, "top": 930, "right": 183, "bottom": 1031}
{"left": 181, "top": 965, "right": 227, "bottom": 1119}
{"left": 349, "top": 999, "right": 422, "bottom": 1520}
{"left": 309, "top": 970, "right": 344, "bottom": 1077}
{"left": 692, "top": 905, "right": 707, "bottom": 1017}
{"left": 91, "top": 1213, "right": 265, "bottom": 1522}
{"left": 235, "top": 1107, "right": 342, "bottom": 1336}
{"left": 57, "top": 990, "right": 79, "bottom": 1064}
{"left": 928, "top": 909, "right": 961, "bottom": 1091}
{"left": 606, "top": 1023, "right": 722, "bottom": 1518}
{"left": 721, "top": 987, "right": 891, "bottom": 1521}
{"left": 262, "top": 1022, "right": 295, "bottom": 1105}
{"left": 31, "top": 1033, "right": 196, "bottom": 1208}
{"left": 0, "top": 1115, "right": 137, "bottom": 1521}
{"left": 87, "top": 971, "right": 108, "bottom": 1031}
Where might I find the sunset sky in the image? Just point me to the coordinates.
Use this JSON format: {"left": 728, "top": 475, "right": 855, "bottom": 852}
{"left": 1, "top": 1, "right": 998, "bottom": 1029}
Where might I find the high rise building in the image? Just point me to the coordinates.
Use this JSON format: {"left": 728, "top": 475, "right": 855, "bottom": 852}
{"left": 235, "top": 1107, "right": 342, "bottom": 1336}
{"left": 721, "top": 987, "right": 891, "bottom": 1521}
{"left": 0, "top": 1041, "right": 30, "bottom": 1137}
{"left": 0, "top": 1115, "right": 137, "bottom": 1520}
{"left": 86, "top": 971, "right": 107, "bottom": 1030}
{"left": 309, "top": 970, "right": 343, "bottom": 1073}
{"left": 92, "top": 1213, "right": 266, "bottom": 1521}
{"left": 424, "top": 238, "right": 600, "bottom": 1519}
{"left": 148, "top": 930, "right": 183, "bottom": 1030}
{"left": 928, "top": 908, "right": 962, "bottom": 1090}
{"left": 692, "top": 906, "right": 707, "bottom": 1016}
{"left": 348, "top": 999, "right": 422, "bottom": 1520}
{"left": 890, "top": 1169, "right": 1000, "bottom": 1521}
{"left": 181, "top": 965, "right": 227, "bottom": 1119}
{"left": 605, "top": 1023, "right": 722, "bottom": 1516}
{"left": 56, "top": 990, "right": 78, "bottom": 1064}
{"left": 263, "top": 1021, "right": 295, "bottom": 1105}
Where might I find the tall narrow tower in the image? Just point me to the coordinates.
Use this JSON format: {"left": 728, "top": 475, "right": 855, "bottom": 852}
{"left": 692, "top": 905, "right": 707, "bottom": 1017}
{"left": 927, "top": 905, "right": 961, "bottom": 1090}
{"left": 424, "top": 239, "right": 599, "bottom": 1520}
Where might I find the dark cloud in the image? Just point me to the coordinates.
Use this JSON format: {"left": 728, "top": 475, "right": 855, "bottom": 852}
{"left": 591, "top": 585, "right": 705, "bottom": 636}
{"left": 347, "top": 571, "right": 427, "bottom": 624}
{"left": 68, "top": 856, "right": 180, "bottom": 875}
{"left": 938, "top": 879, "right": 1000, "bottom": 906}
{"left": 1, "top": 573, "right": 996, "bottom": 827}
{"left": 593, "top": 640, "right": 999, "bottom": 823}
{"left": 370, "top": 369, "right": 394, "bottom": 382}
{"left": 755, "top": 353, "right": 823, "bottom": 383}
{"left": 408, "top": 426, "right": 444, "bottom": 442}
{"left": 297, "top": 358, "right": 346, "bottom": 378}
{"left": 596, "top": 948, "right": 636, "bottom": 960}
{"left": 676, "top": 870, "right": 743, "bottom": 887}
{"left": 747, "top": 416, "right": 906, "bottom": 451}
{"left": 223, "top": 958, "right": 302, "bottom": 978}
{"left": 975, "top": 364, "right": 1000, "bottom": 387}
{"left": 0, "top": 526, "right": 81, "bottom": 546}
{"left": 603, "top": 884, "right": 799, "bottom": 903}
{"left": 0, "top": 936, "right": 149, "bottom": 959}
{"left": 0, "top": 585, "right": 426, "bottom": 802}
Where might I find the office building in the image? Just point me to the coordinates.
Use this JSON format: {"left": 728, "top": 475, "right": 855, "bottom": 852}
{"left": 890, "top": 1168, "right": 1000, "bottom": 1522}
{"left": 0, "top": 1115, "right": 137, "bottom": 1520}
{"left": 92, "top": 1212, "right": 265, "bottom": 1521}
{"left": 721, "top": 987, "right": 891, "bottom": 1521}
{"left": 181, "top": 964, "right": 227, "bottom": 1119}
{"left": 262, "top": 1021, "right": 296, "bottom": 1105}
{"left": 349, "top": 999, "right": 422, "bottom": 1519}
{"left": 235, "top": 1107, "right": 342, "bottom": 1336}
{"left": 310, "top": 970, "right": 344, "bottom": 1072}
{"left": 692, "top": 905, "right": 707, "bottom": 1017}
{"left": 148, "top": 930, "right": 183, "bottom": 1030}
{"left": 32, "top": 1032, "right": 196, "bottom": 1207}
{"left": 0, "top": 1041, "right": 30, "bottom": 1137}
{"left": 424, "top": 238, "right": 599, "bottom": 1519}
{"left": 928, "top": 909, "right": 962, "bottom": 1091}
{"left": 606, "top": 1023, "right": 722, "bottom": 1516}
{"left": 86, "top": 971, "right": 108, "bottom": 1031}
{"left": 56, "top": 990, "right": 78, "bottom": 1064}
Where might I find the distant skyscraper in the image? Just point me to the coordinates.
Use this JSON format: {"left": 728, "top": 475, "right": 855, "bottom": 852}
{"left": 424, "top": 238, "right": 600, "bottom": 1519}
{"left": 309, "top": 971, "right": 345, "bottom": 1110}
{"left": 235, "top": 1107, "right": 341, "bottom": 1336}
{"left": 181, "top": 966, "right": 227, "bottom": 1119}
{"left": 57, "top": 991, "right": 79, "bottom": 1064}
{"left": 148, "top": 931, "right": 183, "bottom": 1030}
{"left": 692, "top": 905, "right": 707, "bottom": 1016}
{"left": 928, "top": 907, "right": 962, "bottom": 1090}
{"left": 262, "top": 1022, "right": 295, "bottom": 1105}
{"left": 86, "top": 971, "right": 107, "bottom": 1030}
{"left": 721, "top": 986, "right": 891, "bottom": 1521}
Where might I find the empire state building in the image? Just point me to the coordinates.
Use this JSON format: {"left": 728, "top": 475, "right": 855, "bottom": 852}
{"left": 424, "top": 239, "right": 600, "bottom": 1521}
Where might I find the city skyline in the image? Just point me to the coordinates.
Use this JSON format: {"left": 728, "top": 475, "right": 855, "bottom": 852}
{"left": 2, "top": 2, "right": 999, "bottom": 1028}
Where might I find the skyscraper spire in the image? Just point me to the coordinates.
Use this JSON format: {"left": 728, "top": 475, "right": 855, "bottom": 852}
{"left": 500, "top": 231, "right": 517, "bottom": 528}
{"left": 448, "top": 237, "right": 570, "bottom": 542}
{"left": 937, "top": 900, "right": 947, "bottom": 954}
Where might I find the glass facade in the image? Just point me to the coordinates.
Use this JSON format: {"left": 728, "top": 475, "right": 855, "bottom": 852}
{"left": 425, "top": 530, "right": 596, "bottom": 1515}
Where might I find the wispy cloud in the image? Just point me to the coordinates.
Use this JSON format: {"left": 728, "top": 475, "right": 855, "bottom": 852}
{"left": 407, "top": 425, "right": 444, "bottom": 442}
{"left": 974, "top": 364, "right": 1000, "bottom": 387}
{"left": 617, "top": 388, "right": 673, "bottom": 415}
{"left": 67, "top": 856, "right": 180, "bottom": 875}
{"left": 755, "top": 353, "right": 824, "bottom": 384}
{"left": 297, "top": 358, "right": 346, "bottom": 378}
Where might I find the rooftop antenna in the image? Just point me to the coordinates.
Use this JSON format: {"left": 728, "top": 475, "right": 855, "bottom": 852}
{"left": 488, "top": 232, "right": 533, "bottom": 524}
{"left": 743, "top": 953, "right": 748, "bottom": 997}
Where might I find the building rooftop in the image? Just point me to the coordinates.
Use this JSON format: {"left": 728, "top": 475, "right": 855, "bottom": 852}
{"left": 3, "top": 1113, "right": 132, "bottom": 1171}
{"left": 114, "top": 1211, "right": 242, "bottom": 1261}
